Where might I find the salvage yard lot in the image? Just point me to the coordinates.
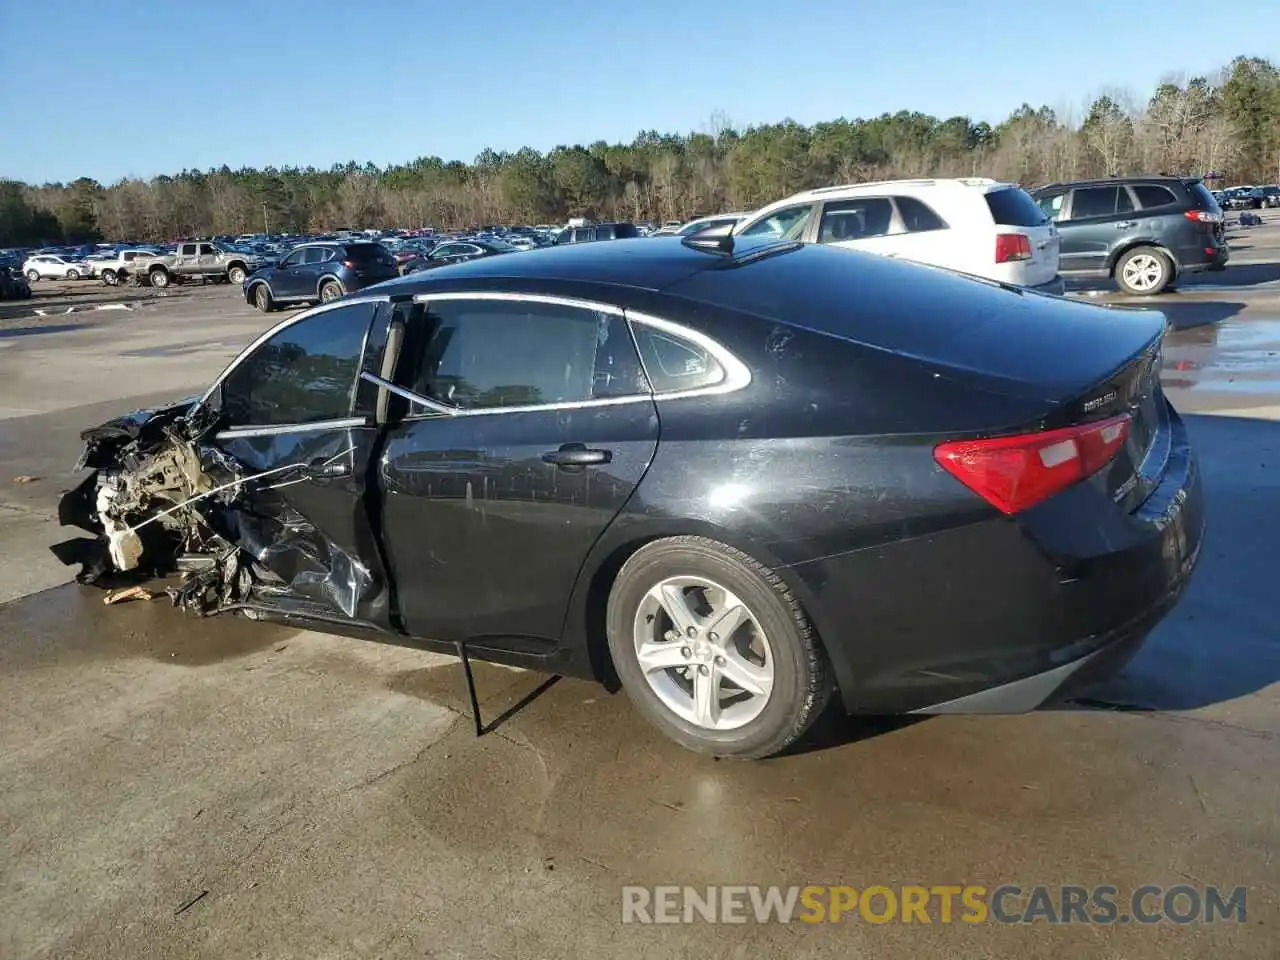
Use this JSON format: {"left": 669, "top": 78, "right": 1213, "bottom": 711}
{"left": 1, "top": 230, "right": 1278, "bottom": 958}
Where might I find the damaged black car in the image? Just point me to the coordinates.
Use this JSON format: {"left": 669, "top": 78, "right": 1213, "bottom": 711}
{"left": 53, "top": 236, "right": 1204, "bottom": 759}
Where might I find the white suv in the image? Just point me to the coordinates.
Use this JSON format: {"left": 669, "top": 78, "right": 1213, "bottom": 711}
{"left": 22, "top": 254, "right": 91, "bottom": 281}
{"left": 730, "top": 178, "right": 1063, "bottom": 294}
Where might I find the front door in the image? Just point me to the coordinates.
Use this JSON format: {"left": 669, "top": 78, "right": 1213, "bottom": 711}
{"left": 379, "top": 294, "right": 659, "bottom": 644}
{"left": 208, "top": 299, "right": 394, "bottom": 625}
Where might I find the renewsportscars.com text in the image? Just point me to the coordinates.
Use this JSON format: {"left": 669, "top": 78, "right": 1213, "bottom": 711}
{"left": 621, "top": 884, "right": 1247, "bottom": 925}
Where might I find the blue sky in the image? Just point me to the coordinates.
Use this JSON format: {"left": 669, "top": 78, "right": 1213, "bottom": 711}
{"left": 1, "top": 0, "right": 1267, "bottom": 184}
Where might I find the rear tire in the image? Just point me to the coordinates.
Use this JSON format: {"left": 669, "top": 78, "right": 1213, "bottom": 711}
{"left": 1114, "top": 246, "right": 1173, "bottom": 296}
{"left": 319, "top": 280, "right": 343, "bottom": 303}
{"left": 26, "top": 270, "right": 38, "bottom": 282}
{"left": 606, "top": 536, "right": 832, "bottom": 759}
{"left": 252, "top": 283, "right": 274, "bottom": 313}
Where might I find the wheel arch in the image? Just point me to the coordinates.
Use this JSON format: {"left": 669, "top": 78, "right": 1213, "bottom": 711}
{"left": 1105, "top": 240, "right": 1179, "bottom": 278}
{"left": 316, "top": 273, "right": 344, "bottom": 297}
{"left": 245, "top": 278, "right": 270, "bottom": 302}
{"left": 560, "top": 518, "right": 844, "bottom": 701}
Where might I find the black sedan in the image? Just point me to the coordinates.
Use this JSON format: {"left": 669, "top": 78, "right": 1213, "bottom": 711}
{"left": 51, "top": 237, "right": 1204, "bottom": 759}
{"left": 401, "top": 237, "right": 516, "bottom": 274}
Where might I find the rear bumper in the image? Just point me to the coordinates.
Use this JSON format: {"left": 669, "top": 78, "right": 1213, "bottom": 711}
{"left": 1177, "top": 243, "right": 1229, "bottom": 274}
{"left": 911, "top": 553, "right": 1195, "bottom": 714}
{"left": 1027, "top": 275, "right": 1066, "bottom": 296}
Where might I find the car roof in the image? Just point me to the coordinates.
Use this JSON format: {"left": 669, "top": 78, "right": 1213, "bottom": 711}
{"left": 372, "top": 236, "right": 773, "bottom": 295}
{"left": 1033, "top": 175, "right": 1194, "bottom": 192}
{"left": 784, "top": 178, "right": 1015, "bottom": 202}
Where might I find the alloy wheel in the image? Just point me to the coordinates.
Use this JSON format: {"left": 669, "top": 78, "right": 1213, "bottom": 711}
{"left": 631, "top": 575, "right": 774, "bottom": 731}
{"left": 1121, "top": 254, "right": 1164, "bottom": 293}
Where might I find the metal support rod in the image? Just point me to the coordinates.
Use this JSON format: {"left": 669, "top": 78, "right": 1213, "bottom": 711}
{"left": 454, "top": 641, "right": 484, "bottom": 737}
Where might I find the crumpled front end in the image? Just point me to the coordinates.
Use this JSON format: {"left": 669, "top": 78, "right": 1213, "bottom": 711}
{"left": 49, "top": 401, "right": 374, "bottom": 620}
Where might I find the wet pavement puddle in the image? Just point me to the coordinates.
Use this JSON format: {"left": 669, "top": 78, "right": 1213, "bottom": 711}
{"left": 1163, "top": 315, "right": 1280, "bottom": 393}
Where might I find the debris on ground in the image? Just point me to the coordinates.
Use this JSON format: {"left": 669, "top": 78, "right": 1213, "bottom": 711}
{"left": 103, "top": 586, "right": 155, "bottom": 605}
{"left": 12, "top": 475, "right": 39, "bottom": 484}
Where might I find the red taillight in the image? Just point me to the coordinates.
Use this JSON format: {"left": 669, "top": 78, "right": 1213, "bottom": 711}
{"left": 995, "top": 233, "right": 1032, "bottom": 263}
{"left": 1185, "top": 210, "right": 1222, "bottom": 224}
{"left": 342, "top": 260, "right": 357, "bottom": 269}
{"left": 933, "top": 414, "right": 1131, "bottom": 515}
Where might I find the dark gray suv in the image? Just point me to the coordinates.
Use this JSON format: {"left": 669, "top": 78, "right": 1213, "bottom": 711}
{"left": 1029, "top": 177, "right": 1227, "bottom": 295}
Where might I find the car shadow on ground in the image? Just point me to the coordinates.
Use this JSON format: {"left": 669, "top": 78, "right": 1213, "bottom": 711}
{"left": 1182, "top": 260, "right": 1280, "bottom": 287}
{"left": 1125, "top": 299, "right": 1247, "bottom": 331}
{"left": 0, "top": 323, "right": 89, "bottom": 339}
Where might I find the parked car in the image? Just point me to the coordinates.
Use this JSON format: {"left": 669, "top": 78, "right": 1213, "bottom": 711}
{"left": 129, "top": 241, "right": 264, "bottom": 288}
{"left": 1030, "top": 177, "right": 1227, "bottom": 295}
{"left": 22, "top": 254, "right": 90, "bottom": 281}
{"left": 0, "top": 265, "right": 32, "bottom": 300}
{"left": 53, "top": 237, "right": 1203, "bottom": 759}
{"left": 243, "top": 241, "right": 400, "bottom": 311}
{"left": 401, "top": 238, "right": 515, "bottom": 273}
{"left": 674, "top": 213, "right": 752, "bottom": 237}
{"left": 1259, "top": 185, "right": 1280, "bottom": 208}
{"left": 91, "top": 248, "right": 164, "bottom": 285}
{"left": 731, "top": 178, "right": 1064, "bottom": 294}
{"left": 555, "top": 222, "right": 641, "bottom": 244}
{"left": 1222, "top": 187, "right": 1263, "bottom": 210}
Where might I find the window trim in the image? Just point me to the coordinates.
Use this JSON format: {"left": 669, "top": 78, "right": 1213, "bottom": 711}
{"left": 215, "top": 416, "right": 370, "bottom": 440}
{"left": 200, "top": 295, "right": 388, "bottom": 409}
{"left": 816, "top": 196, "right": 900, "bottom": 242}
{"left": 387, "top": 291, "right": 751, "bottom": 418}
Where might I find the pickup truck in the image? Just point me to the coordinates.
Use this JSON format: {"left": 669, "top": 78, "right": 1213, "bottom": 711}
{"left": 91, "top": 248, "right": 163, "bottom": 285}
{"left": 127, "top": 241, "right": 264, "bottom": 288}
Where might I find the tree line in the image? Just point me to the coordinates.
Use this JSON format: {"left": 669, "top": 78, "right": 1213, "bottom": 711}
{"left": 2, "top": 55, "right": 1278, "bottom": 246}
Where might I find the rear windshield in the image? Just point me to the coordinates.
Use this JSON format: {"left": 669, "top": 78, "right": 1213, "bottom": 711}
{"left": 343, "top": 242, "right": 392, "bottom": 263}
{"left": 611, "top": 223, "right": 640, "bottom": 239}
{"left": 1186, "top": 182, "right": 1221, "bottom": 212}
{"left": 985, "top": 187, "right": 1049, "bottom": 227}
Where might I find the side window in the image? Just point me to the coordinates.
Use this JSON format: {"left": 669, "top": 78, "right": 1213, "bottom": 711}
{"left": 180, "top": 243, "right": 197, "bottom": 256}
{"left": 431, "top": 244, "right": 459, "bottom": 258}
{"left": 740, "top": 204, "right": 813, "bottom": 239}
{"left": 280, "top": 249, "right": 306, "bottom": 267}
{"left": 1069, "top": 187, "right": 1124, "bottom": 219}
{"left": 1036, "top": 192, "right": 1066, "bottom": 221}
{"left": 198, "top": 243, "right": 216, "bottom": 255}
{"left": 895, "top": 196, "right": 947, "bottom": 232}
{"left": 303, "top": 247, "right": 328, "bottom": 265}
{"left": 631, "top": 324, "right": 726, "bottom": 393}
{"left": 818, "top": 197, "right": 896, "bottom": 242}
{"left": 1133, "top": 185, "right": 1177, "bottom": 209}
{"left": 220, "top": 302, "right": 376, "bottom": 427}
{"left": 412, "top": 300, "right": 642, "bottom": 409}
